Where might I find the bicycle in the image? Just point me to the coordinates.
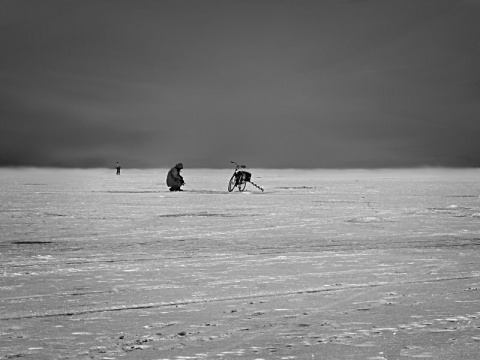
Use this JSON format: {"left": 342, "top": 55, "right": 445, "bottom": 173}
{"left": 228, "top": 161, "right": 264, "bottom": 192}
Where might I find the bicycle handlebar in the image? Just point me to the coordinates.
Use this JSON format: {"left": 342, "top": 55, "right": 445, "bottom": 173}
{"left": 230, "top": 161, "right": 246, "bottom": 169}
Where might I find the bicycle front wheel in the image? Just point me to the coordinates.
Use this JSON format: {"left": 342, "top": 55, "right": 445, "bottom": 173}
{"left": 228, "top": 174, "right": 237, "bottom": 192}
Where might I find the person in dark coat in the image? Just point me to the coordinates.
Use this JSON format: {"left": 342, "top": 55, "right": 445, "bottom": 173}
{"left": 166, "top": 163, "right": 184, "bottom": 191}
{"left": 115, "top": 162, "right": 121, "bottom": 175}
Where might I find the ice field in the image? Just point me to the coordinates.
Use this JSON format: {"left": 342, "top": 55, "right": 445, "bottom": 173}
{"left": 1, "top": 168, "right": 480, "bottom": 359}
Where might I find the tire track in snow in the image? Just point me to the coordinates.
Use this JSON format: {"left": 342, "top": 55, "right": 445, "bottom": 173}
{"left": 2, "top": 274, "right": 477, "bottom": 321}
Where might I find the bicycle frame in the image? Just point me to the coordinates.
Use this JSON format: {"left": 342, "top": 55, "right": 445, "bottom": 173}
{"left": 228, "top": 162, "right": 247, "bottom": 192}
{"left": 228, "top": 161, "right": 264, "bottom": 192}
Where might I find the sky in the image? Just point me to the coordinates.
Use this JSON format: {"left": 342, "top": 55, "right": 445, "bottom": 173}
{"left": 1, "top": 0, "right": 480, "bottom": 169}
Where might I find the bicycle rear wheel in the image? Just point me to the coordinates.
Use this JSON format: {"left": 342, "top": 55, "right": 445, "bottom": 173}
{"left": 238, "top": 179, "right": 247, "bottom": 192}
{"left": 228, "top": 174, "right": 237, "bottom": 192}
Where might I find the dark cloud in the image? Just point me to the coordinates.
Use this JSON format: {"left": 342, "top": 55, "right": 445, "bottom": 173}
{"left": 1, "top": 0, "right": 480, "bottom": 168}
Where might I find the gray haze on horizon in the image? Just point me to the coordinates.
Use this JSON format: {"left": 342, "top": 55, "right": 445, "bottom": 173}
{"left": 1, "top": 0, "right": 480, "bottom": 169}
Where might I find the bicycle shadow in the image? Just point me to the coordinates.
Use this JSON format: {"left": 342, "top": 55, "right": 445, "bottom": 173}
{"left": 183, "top": 189, "right": 263, "bottom": 195}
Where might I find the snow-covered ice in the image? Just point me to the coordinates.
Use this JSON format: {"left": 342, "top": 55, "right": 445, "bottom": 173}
{"left": 1, "top": 168, "right": 480, "bottom": 359}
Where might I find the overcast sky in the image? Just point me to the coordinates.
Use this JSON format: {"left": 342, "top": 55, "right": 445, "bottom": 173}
{"left": 1, "top": 0, "right": 480, "bottom": 168}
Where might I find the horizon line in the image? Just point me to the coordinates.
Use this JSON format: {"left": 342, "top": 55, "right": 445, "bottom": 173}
{"left": 1, "top": 165, "right": 480, "bottom": 171}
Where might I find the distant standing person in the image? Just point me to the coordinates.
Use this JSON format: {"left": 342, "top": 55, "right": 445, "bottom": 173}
{"left": 166, "top": 163, "right": 184, "bottom": 191}
{"left": 115, "top": 162, "right": 121, "bottom": 175}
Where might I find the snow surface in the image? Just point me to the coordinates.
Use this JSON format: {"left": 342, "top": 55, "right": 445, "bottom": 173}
{"left": 1, "top": 168, "right": 480, "bottom": 359}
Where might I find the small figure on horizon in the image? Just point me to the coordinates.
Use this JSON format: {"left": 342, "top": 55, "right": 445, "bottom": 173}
{"left": 115, "top": 162, "right": 121, "bottom": 175}
{"left": 166, "top": 163, "right": 184, "bottom": 191}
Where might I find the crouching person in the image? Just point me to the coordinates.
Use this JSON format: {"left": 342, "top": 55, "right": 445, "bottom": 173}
{"left": 166, "top": 163, "right": 184, "bottom": 191}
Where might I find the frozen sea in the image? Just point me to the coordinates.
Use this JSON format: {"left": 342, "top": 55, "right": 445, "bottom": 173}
{"left": 1, "top": 168, "right": 480, "bottom": 359}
